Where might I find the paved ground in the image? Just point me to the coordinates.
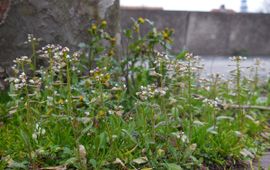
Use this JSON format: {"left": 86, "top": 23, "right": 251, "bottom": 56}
{"left": 259, "top": 152, "right": 270, "bottom": 170}
{"left": 251, "top": 152, "right": 270, "bottom": 170}
{"left": 201, "top": 56, "right": 270, "bottom": 79}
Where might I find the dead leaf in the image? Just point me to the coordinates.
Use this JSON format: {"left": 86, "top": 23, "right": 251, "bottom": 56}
{"left": 113, "top": 158, "right": 126, "bottom": 168}
{"left": 41, "top": 165, "right": 67, "bottom": 170}
{"left": 132, "top": 156, "right": 148, "bottom": 165}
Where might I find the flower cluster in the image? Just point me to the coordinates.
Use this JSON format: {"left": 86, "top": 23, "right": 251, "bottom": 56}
{"left": 38, "top": 44, "right": 62, "bottom": 58}
{"left": 136, "top": 84, "right": 168, "bottom": 101}
{"left": 8, "top": 72, "right": 42, "bottom": 91}
{"left": 13, "top": 56, "right": 31, "bottom": 65}
{"left": 38, "top": 44, "right": 81, "bottom": 74}
{"left": 199, "top": 73, "right": 226, "bottom": 91}
{"left": 89, "top": 67, "right": 110, "bottom": 85}
{"left": 38, "top": 44, "right": 64, "bottom": 73}
{"left": 11, "top": 56, "right": 32, "bottom": 75}
{"left": 32, "top": 123, "right": 46, "bottom": 140}
{"left": 171, "top": 131, "right": 189, "bottom": 143}
{"left": 108, "top": 105, "right": 124, "bottom": 116}
{"left": 202, "top": 97, "right": 222, "bottom": 108}
{"left": 24, "top": 34, "right": 42, "bottom": 44}
{"left": 149, "top": 68, "right": 163, "bottom": 77}
{"left": 28, "top": 77, "right": 42, "bottom": 89}
{"left": 111, "top": 83, "right": 126, "bottom": 91}
{"left": 157, "top": 53, "right": 203, "bottom": 80}
{"left": 8, "top": 72, "right": 27, "bottom": 90}
{"left": 229, "top": 56, "right": 247, "bottom": 62}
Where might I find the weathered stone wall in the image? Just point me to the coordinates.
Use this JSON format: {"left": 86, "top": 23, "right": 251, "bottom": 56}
{"left": 0, "top": 0, "right": 10, "bottom": 25}
{"left": 0, "top": 0, "right": 119, "bottom": 89}
{"left": 0, "top": 0, "right": 119, "bottom": 65}
{"left": 121, "top": 9, "right": 270, "bottom": 56}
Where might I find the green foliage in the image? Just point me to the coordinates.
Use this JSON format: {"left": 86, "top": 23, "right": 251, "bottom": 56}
{"left": 0, "top": 18, "right": 269, "bottom": 170}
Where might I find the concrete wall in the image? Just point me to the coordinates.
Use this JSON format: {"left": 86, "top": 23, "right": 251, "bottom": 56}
{"left": 121, "top": 9, "right": 270, "bottom": 56}
{"left": 0, "top": 0, "right": 120, "bottom": 89}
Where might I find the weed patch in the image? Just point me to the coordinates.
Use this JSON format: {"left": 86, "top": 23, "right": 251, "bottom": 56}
{"left": 0, "top": 18, "right": 269, "bottom": 169}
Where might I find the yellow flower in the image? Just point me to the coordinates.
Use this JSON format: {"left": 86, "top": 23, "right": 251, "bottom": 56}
{"left": 58, "top": 99, "right": 64, "bottom": 105}
{"left": 133, "top": 24, "right": 139, "bottom": 33}
{"left": 79, "top": 95, "right": 84, "bottom": 102}
{"left": 157, "top": 149, "right": 165, "bottom": 157}
{"left": 162, "top": 28, "right": 173, "bottom": 43}
{"left": 97, "top": 110, "right": 105, "bottom": 117}
{"left": 110, "top": 37, "right": 116, "bottom": 46}
{"left": 108, "top": 49, "right": 115, "bottom": 57}
{"left": 138, "top": 17, "right": 145, "bottom": 24}
{"left": 101, "top": 20, "right": 107, "bottom": 28}
{"left": 104, "top": 74, "right": 110, "bottom": 81}
{"left": 162, "top": 31, "right": 169, "bottom": 40}
{"left": 91, "top": 24, "right": 97, "bottom": 31}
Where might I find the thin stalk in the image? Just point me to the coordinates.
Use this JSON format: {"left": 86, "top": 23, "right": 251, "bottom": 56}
{"left": 66, "top": 57, "right": 85, "bottom": 169}
{"left": 151, "top": 105, "right": 156, "bottom": 141}
{"left": 187, "top": 58, "right": 193, "bottom": 139}
{"left": 66, "top": 58, "right": 72, "bottom": 116}
{"left": 236, "top": 59, "right": 244, "bottom": 130}
{"left": 31, "top": 41, "right": 37, "bottom": 71}
{"left": 21, "top": 63, "right": 34, "bottom": 166}
{"left": 212, "top": 75, "right": 218, "bottom": 127}
{"left": 89, "top": 46, "right": 94, "bottom": 69}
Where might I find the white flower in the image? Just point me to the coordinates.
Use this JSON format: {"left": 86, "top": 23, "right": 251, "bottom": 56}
{"left": 32, "top": 123, "right": 46, "bottom": 140}
{"left": 234, "top": 131, "right": 242, "bottom": 137}
{"left": 79, "top": 145, "right": 86, "bottom": 158}
{"left": 229, "top": 56, "right": 247, "bottom": 62}
{"left": 180, "top": 132, "right": 189, "bottom": 143}
{"left": 136, "top": 84, "right": 168, "bottom": 101}
{"left": 32, "top": 133, "right": 38, "bottom": 140}
{"left": 189, "top": 143, "right": 197, "bottom": 151}
{"left": 14, "top": 56, "right": 31, "bottom": 64}
{"left": 62, "top": 47, "right": 70, "bottom": 52}
{"left": 14, "top": 78, "right": 20, "bottom": 83}
{"left": 29, "top": 79, "right": 35, "bottom": 84}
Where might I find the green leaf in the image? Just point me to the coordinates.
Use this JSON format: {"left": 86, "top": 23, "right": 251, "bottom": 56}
{"left": 65, "top": 157, "right": 77, "bottom": 166}
{"left": 176, "top": 50, "right": 188, "bottom": 60}
{"left": 8, "top": 161, "right": 27, "bottom": 169}
{"left": 121, "top": 129, "right": 137, "bottom": 144}
{"left": 89, "top": 159, "right": 97, "bottom": 169}
{"left": 166, "top": 163, "right": 183, "bottom": 170}
{"left": 216, "top": 116, "right": 234, "bottom": 121}
{"left": 123, "top": 29, "right": 132, "bottom": 39}
{"left": 76, "top": 124, "right": 93, "bottom": 142}
{"left": 20, "top": 129, "right": 31, "bottom": 149}
{"left": 98, "top": 132, "right": 108, "bottom": 150}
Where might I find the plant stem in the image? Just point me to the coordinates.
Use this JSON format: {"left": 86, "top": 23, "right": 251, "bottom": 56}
{"left": 31, "top": 41, "right": 37, "bottom": 71}
{"left": 187, "top": 58, "right": 193, "bottom": 139}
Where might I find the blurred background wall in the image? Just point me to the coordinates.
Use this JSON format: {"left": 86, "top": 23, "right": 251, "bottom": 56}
{"left": 1, "top": 0, "right": 270, "bottom": 63}
{"left": 121, "top": 8, "right": 270, "bottom": 56}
